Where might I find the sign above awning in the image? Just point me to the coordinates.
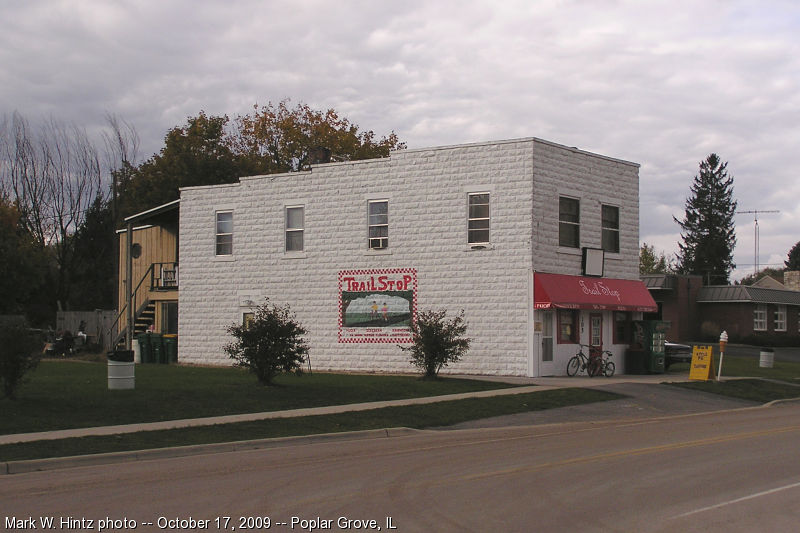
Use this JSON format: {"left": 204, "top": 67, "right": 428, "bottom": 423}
{"left": 534, "top": 273, "right": 658, "bottom": 312}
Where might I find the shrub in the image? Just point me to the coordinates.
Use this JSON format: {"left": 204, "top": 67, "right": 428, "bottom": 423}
{"left": 0, "top": 320, "right": 41, "bottom": 400}
{"left": 400, "top": 309, "right": 471, "bottom": 379}
{"left": 224, "top": 298, "right": 309, "bottom": 385}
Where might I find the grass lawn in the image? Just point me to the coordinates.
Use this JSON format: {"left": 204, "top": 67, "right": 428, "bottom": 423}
{"left": 672, "top": 379, "right": 800, "bottom": 404}
{"left": 667, "top": 354, "right": 800, "bottom": 403}
{"left": 666, "top": 353, "right": 800, "bottom": 382}
{"left": 0, "top": 388, "right": 622, "bottom": 462}
{"left": 0, "top": 360, "right": 522, "bottom": 435}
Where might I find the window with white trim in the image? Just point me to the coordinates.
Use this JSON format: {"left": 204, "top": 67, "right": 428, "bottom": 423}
{"left": 468, "top": 192, "right": 490, "bottom": 244}
{"left": 753, "top": 304, "right": 767, "bottom": 331}
{"left": 285, "top": 206, "right": 304, "bottom": 252}
{"left": 559, "top": 196, "right": 580, "bottom": 248}
{"left": 368, "top": 200, "right": 388, "bottom": 249}
{"left": 774, "top": 305, "right": 787, "bottom": 331}
{"left": 601, "top": 204, "right": 620, "bottom": 253}
{"left": 215, "top": 211, "right": 233, "bottom": 256}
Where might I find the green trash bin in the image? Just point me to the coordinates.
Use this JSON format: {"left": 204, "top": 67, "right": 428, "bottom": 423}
{"left": 137, "top": 333, "right": 152, "bottom": 364}
{"left": 163, "top": 334, "right": 178, "bottom": 364}
{"left": 150, "top": 333, "right": 164, "bottom": 364}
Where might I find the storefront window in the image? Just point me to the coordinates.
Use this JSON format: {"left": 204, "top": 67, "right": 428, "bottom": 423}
{"left": 558, "top": 309, "right": 579, "bottom": 343}
{"left": 613, "top": 311, "right": 631, "bottom": 344}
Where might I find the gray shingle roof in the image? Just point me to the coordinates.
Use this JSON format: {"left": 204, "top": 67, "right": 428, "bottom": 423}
{"left": 697, "top": 285, "right": 800, "bottom": 305}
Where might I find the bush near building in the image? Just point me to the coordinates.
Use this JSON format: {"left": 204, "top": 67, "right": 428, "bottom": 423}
{"left": 224, "top": 299, "right": 309, "bottom": 385}
{"left": 401, "top": 309, "right": 471, "bottom": 379}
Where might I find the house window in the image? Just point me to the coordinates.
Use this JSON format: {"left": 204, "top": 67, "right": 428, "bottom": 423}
{"left": 368, "top": 200, "right": 388, "bottom": 249}
{"left": 559, "top": 197, "right": 580, "bottom": 248}
{"left": 753, "top": 304, "right": 767, "bottom": 331}
{"left": 613, "top": 311, "right": 631, "bottom": 344}
{"left": 601, "top": 205, "right": 620, "bottom": 253}
{"left": 557, "top": 309, "right": 579, "bottom": 344}
{"left": 467, "top": 192, "right": 490, "bottom": 244}
{"left": 215, "top": 211, "right": 233, "bottom": 256}
{"left": 285, "top": 206, "right": 304, "bottom": 252}
{"left": 774, "top": 305, "right": 787, "bottom": 332}
{"left": 243, "top": 312, "right": 254, "bottom": 329}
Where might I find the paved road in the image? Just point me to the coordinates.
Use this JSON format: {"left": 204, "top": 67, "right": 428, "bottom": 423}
{"left": 3, "top": 401, "right": 799, "bottom": 532}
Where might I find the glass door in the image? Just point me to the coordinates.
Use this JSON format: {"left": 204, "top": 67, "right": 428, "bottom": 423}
{"left": 540, "top": 311, "right": 554, "bottom": 375}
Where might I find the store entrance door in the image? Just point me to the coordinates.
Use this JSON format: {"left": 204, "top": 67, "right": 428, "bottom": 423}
{"left": 539, "top": 311, "right": 554, "bottom": 376}
{"left": 590, "top": 313, "right": 603, "bottom": 353}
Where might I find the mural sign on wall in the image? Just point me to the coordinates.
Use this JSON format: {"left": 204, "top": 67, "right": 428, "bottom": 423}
{"left": 338, "top": 268, "right": 417, "bottom": 343}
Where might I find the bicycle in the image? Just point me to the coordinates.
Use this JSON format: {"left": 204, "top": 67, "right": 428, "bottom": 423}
{"left": 566, "top": 344, "right": 603, "bottom": 377}
{"left": 598, "top": 350, "right": 615, "bottom": 377}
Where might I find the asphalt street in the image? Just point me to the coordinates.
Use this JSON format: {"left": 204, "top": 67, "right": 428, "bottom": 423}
{"left": 3, "top": 401, "right": 799, "bottom": 532}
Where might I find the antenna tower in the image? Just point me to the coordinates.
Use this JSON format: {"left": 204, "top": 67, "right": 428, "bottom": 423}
{"left": 737, "top": 209, "right": 780, "bottom": 275}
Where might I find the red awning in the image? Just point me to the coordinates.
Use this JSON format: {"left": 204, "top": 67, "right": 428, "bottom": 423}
{"left": 534, "top": 273, "right": 657, "bottom": 312}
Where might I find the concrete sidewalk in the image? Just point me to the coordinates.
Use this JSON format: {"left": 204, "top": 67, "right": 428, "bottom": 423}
{"left": 0, "top": 374, "right": 683, "bottom": 446}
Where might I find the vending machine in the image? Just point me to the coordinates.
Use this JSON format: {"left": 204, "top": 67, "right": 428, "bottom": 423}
{"left": 631, "top": 320, "right": 669, "bottom": 373}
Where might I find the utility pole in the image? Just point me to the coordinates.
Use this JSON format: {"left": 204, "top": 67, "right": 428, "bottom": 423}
{"left": 737, "top": 209, "right": 780, "bottom": 275}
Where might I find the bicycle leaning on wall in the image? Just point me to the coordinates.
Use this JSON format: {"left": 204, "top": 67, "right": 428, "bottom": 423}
{"left": 566, "top": 344, "right": 615, "bottom": 377}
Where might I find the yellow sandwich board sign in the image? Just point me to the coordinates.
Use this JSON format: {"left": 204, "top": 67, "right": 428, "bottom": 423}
{"left": 689, "top": 345, "right": 715, "bottom": 381}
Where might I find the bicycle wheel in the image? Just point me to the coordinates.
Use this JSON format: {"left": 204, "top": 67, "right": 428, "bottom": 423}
{"left": 566, "top": 356, "right": 581, "bottom": 376}
{"left": 587, "top": 358, "right": 600, "bottom": 377}
{"left": 603, "top": 361, "right": 615, "bottom": 377}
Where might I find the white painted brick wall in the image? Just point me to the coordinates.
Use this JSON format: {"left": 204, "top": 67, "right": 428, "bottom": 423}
{"left": 178, "top": 137, "right": 640, "bottom": 376}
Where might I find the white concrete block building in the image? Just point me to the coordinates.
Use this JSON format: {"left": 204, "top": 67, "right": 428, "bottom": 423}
{"left": 177, "top": 137, "right": 655, "bottom": 376}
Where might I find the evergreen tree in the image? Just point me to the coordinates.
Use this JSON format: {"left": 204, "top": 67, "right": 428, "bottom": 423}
{"left": 639, "top": 243, "right": 670, "bottom": 274}
{"left": 786, "top": 240, "right": 800, "bottom": 270}
{"left": 70, "top": 196, "right": 116, "bottom": 309}
{"left": 674, "top": 154, "right": 737, "bottom": 285}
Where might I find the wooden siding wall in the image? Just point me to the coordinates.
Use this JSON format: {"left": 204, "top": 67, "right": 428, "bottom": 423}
{"left": 117, "top": 225, "right": 178, "bottom": 333}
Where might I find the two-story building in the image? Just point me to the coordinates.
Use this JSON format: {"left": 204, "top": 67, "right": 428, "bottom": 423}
{"left": 176, "top": 137, "right": 656, "bottom": 376}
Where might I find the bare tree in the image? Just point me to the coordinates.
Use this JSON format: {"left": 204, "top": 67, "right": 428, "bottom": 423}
{"left": 102, "top": 113, "right": 140, "bottom": 228}
{"left": 0, "top": 112, "right": 104, "bottom": 307}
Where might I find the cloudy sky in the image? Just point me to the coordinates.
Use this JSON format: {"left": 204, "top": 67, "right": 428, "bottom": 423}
{"left": 2, "top": 0, "right": 798, "bottom": 281}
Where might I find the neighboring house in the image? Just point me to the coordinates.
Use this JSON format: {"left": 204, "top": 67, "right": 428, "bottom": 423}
{"left": 641, "top": 274, "right": 702, "bottom": 341}
{"left": 177, "top": 137, "right": 655, "bottom": 377}
{"left": 696, "top": 284, "right": 800, "bottom": 341}
{"left": 642, "top": 272, "right": 800, "bottom": 344}
{"left": 113, "top": 200, "right": 179, "bottom": 348}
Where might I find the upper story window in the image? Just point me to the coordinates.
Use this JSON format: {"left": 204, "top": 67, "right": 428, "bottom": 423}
{"left": 601, "top": 205, "right": 620, "bottom": 253}
{"left": 559, "top": 196, "right": 580, "bottom": 248}
{"left": 368, "top": 200, "right": 388, "bottom": 249}
{"left": 774, "top": 305, "right": 787, "bottom": 331}
{"left": 285, "top": 206, "right": 304, "bottom": 252}
{"left": 468, "top": 192, "right": 490, "bottom": 244}
{"left": 215, "top": 211, "right": 233, "bottom": 256}
{"left": 754, "top": 304, "right": 767, "bottom": 331}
